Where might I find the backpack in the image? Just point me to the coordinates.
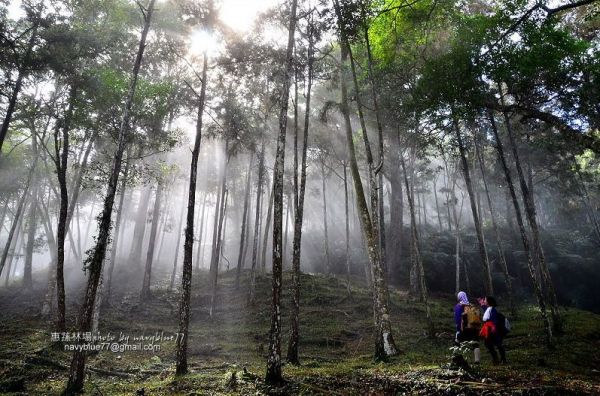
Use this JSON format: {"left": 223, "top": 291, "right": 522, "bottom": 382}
{"left": 496, "top": 311, "right": 511, "bottom": 336}
{"left": 462, "top": 304, "right": 482, "bottom": 330}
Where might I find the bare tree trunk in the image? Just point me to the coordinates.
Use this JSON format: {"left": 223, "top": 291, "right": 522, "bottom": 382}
{"left": 23, "top": 134, "right": 40, "bottom": 290}
{"left": 209, "top": 173, "right": 223, "bottom": 274}
{"left": 209, "top": 142, "right": 230, "bottom": 316}
{"left": 399, "top": 148, "right": 435, "bottom": 337}
{"left": 23, "top": 189, "right": 37, "bottom": 290}
{"left": 440, "top": 146, "right": 454, "bottom": 232}
{"left": 106, "top": 149, "right": 131, "bottom": 301}
{"left": 5, "top": 217, "right": 26, "bottom": 286}
{"left": 489, "top": 112, "right": 553, "bottom": 347}
{"left": 170, "top": 184, "right": 188, "bottom": 290}
{"left": 155, "top": 198, "right": 171, "bottom": 263}
{"left": 140, "top": 180, "right": 164, "bottom": 299}
{"left": 175, "top": 52, "right": 207, "bottom": 376}
{"left": 65, "top": 2, "right": 156, "bottom": 391}
{"left": 0, "top": 195, "right": 11, "bottom": 234}
{"left": 194, "top": 193, "right": 207, "bottom": 271}
{"left": 261, "top": 182, "right": 274, "bottom": 274}
{"left": 210, "top": 178, "right": 229, "bottom": 317}
{"left": 129, "top": 183, "right": 151, "bottom": 266}
{"left": 361, "top": 5, "right": 387, "bottom": 276}
{"left": 287, "top": 25, "right": 314, "bottom": 363}
{"left": 388, "top": 170, "right": 403, "bottom": 280}
{"left": 249, "top": 140, "right": 265, "bottom": 304}
{"left": 265, "top": 0, "right": 297, "bottom": 383}
{"left": 453, "top": 189, "right": 465, "bottom": 296}
{"left": 3, "top": 205, "right": 26, "bottom": 286}
{"left": 55, "top": 85, "right": 78, "bottom": 331}
{"left": 283, "top": 195, "right": 291, "bottom": 267}
{"left": 320, "top": 162, "right": 330, "bottom": 274}
{"left": 236, "top": 154, "right": 254, "bottom": 289}
{"left": 500, "top": 105, "right": 562, "bottom": 333}
{"left": 65, "top": 129, "right": 99, "bottom": 237}
{"left": 40, "top": 195, "right": 58, "bottom": 317}
{"left": 91, "top": 267, "right": 104, "bottom": 333}
{"left": 408, "top": 153, "right": 419, "bottom": 297}
{"left": 0, "top": 152, "right": 38, "bottom": 278}
{"left": 475, "top": 133, "right": 515, "bottom": 316}
{"left": 343, "top": 163, "right": 351, "bottom": 295}
{"left": 433, "top": 176, "right": 443, "bottom": 232}
{"left": 451, "top": 111, "right": 493, "bottom": 295}
{"left": 335, "top": 15, "right": 399, "bottom": 359}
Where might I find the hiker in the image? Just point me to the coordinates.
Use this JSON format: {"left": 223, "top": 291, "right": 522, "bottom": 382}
{"left": 454, "top": 291, "right": 481, "bottom": 363}
{"left": 480, "top": 296, "right": 508, "bottom": 365}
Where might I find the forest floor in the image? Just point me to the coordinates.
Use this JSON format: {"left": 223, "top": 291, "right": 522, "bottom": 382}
{"left": 0, "top": 265, "right": 599, "bottom": 395}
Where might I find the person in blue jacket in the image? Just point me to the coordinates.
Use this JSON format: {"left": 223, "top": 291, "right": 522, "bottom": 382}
{"left": 454, "top": 291, "right": 481, "bottom": 363}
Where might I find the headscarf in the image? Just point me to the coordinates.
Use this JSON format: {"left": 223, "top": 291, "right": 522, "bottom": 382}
{"left": 457, "top": 291, "right": 469, "bottom": 305}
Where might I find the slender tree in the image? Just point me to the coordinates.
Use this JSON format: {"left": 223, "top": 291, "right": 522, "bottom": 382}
{"left": 64, "top": 1, "right": 157, "bottom": 392}
{"left": 175, "top": 52, "right": 208, "bottom": 376}
{"left": 265, "top": 0, "right": 297, "bottom": 384}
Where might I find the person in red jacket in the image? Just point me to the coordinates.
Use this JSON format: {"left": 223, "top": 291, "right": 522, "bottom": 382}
{"left": 480, "top": 296, "right": 507, "bottom": 365}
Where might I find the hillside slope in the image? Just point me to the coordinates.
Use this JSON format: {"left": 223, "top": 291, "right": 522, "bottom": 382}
{"left": 0, "top": 268, "right": 599, "bottom": 395}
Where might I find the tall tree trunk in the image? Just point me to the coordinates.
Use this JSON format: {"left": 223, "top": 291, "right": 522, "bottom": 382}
{"left": 335, "top": 20, "right": 399, "bottom": 359}
{"left": 0, "top": 195, "right": 11, "bottom": 234}
{"left": 0, "top": 151, "right": 38, "bottom": 278}
{"left": 129, "top": 183, "right": 151, "bottom": 265}
{"left": 489, "top": 112, "right": 553, "bottom": 346}
{"left": 40, "top": 195, "right": 58, "bottom": 317}
{"left": 105, "top": 148, "right": 131, "bottom": 301}
{"left": 343, "top": 163, "right": 351, "bottom": 294}
{"left": 91, "top": 268, "right": 104, "bottom": 333}
{"left": 388, "top": 150, "right": 404, "bottom": 282}
{"left": 440, "top": 146, "right": 454, "bottom": 232}
{"left": 194, "top": 193, "right": 207, "bottom": 270}
{"left": 475, "top": 133, "right": 515, "bottom": 316}
{"left": 155, "top": 197, "right": 171, "bottom": 263}
{"left": 210, "top": 175, "right": 229, "bottom": 317}
{"left": 500, "top": 105, "right": 562, "bottom": 333}
{"left": 261, "top": 183, "right": 274, "bottom": 274}
{"left": 361, "top": 6, "right": 387, "bottom": 275}
{"left": 65, "top": 2, "right": 156, "bottom": 391}
{"left": 249, "top": 140, "right": 265, "bottom": 304}
{"left": 55, "top": 85, "right": 78, "bottom": 331}
{"left": 23, "top": 189, "right": 37, "bottom": 290}
{"left": 5, "top": 217, "right": 26, "bottom": 286}
{"left": 175, "top": 52, "right": 207, "bottom": 376}
{"left": 453, "top": 189, "right": 464, "bottom": 295}
{"left": 451, "top": 111, "right": 493, "bottom": 295}
{"left": 283, "top": 194, "right": 291, "bottom": 267}
{"left": 320, "top": 162, "right": 330, "bottom": 274}
{"left": 399, "top": 148, "right": 434, "bottom": 337}
{"left": 3, "top": 203, "right": 26, "bottom": 285}
{"left": 287, "top": 24, "right": 314, "bottom": 363}
{"left": 140, "top": 179, "right": 164, "bottom": 299}
{"left": 236, "top": 154, "right": 254, "bottom": 289}
{"left": 433, "top": 176, "right": 443, "bottom": 232}
{"left": 23, "top": 134, "right": 40, "bottom": 290}
{"left": 65, "top": 130, "right": 99, "bottom": 235}
{"left": 170, "top": 184, "right": 188, "bottom": 290}
{"left": 408, "top": 152, "right": 419, "bottom": 297}
{"left": 265, "top": 0, "right": 297, "bottom": 383}
{"left": 210, "top": 144, "right": 229, "bottom": 281}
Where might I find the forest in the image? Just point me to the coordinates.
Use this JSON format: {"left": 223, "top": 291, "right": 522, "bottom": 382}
{"left": 0, "top": 0, "right": 599, "bottom": 394}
